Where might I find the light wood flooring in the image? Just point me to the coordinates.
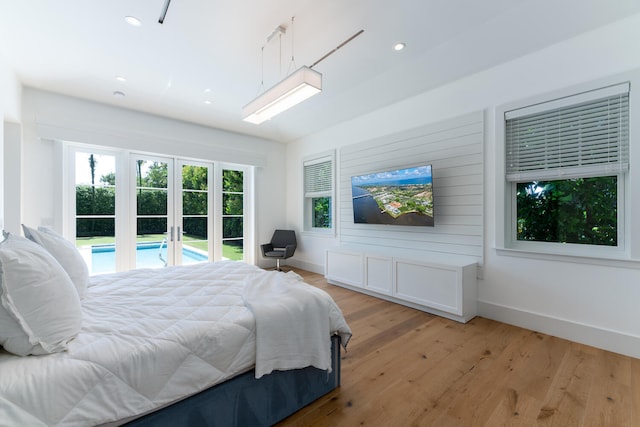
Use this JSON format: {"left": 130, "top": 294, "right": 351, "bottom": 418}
{"left": 277, "top": 268, "right": 640, "bottom": 427}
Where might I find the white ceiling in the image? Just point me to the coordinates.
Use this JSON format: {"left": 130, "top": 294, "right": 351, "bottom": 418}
{"left": 1, "top": 0, "right": 639, "bottom": 142}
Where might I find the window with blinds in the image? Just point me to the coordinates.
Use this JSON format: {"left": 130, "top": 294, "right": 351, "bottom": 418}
{"left": 505, "top": 82, "right": 629, "bottom": 182}
{"left": 503, "top": 82, "right": 630, "bottom": 250}
{"left": 304, "top": 158, "right": 332, "bottom": 196}
{"left": 303, "top": 154, "right": 334, "bottom": 231}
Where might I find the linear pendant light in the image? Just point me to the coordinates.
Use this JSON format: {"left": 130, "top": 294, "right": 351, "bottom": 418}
{"left": 242, "top": 66, "right": 322, "bottom": 124}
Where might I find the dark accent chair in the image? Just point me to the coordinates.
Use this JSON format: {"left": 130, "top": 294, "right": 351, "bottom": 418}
{"left": 261, "top": 230, "right": 297, "bottom": 271}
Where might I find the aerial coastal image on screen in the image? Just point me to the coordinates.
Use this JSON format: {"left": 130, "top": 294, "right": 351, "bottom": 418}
{"left": 351, "top": 165, "right": 434, "bottom": 226}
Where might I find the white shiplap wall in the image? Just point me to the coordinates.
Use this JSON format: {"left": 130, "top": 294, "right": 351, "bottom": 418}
{"left": 338, "top": 111, "right": 484, "bottom": 264}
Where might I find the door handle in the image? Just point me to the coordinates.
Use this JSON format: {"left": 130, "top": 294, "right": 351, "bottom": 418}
{"left": 177, "top": 226, "right": 181, "bottom": 242}
{"left": 169, "top": 226, "right": 175, "bottom": 242}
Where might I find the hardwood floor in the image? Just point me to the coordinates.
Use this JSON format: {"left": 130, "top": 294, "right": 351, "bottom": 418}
{"left": 277, "top": 268, "right": 640, "bottom": 427}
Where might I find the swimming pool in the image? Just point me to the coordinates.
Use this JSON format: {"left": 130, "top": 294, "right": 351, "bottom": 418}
{"left": 90, "top": 242, "right": 208, "bottom": 274}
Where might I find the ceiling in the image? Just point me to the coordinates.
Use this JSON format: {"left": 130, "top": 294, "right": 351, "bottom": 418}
{"left": 1, "top": 1, "right": 639, "bottom": 143}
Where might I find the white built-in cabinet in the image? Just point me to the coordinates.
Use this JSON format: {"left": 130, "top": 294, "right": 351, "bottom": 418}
{"left": 325, "top": 249, "right": 478, "bottom": 323}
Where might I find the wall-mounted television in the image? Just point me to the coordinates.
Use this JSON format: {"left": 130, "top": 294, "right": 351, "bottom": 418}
{"left": 351, "top": 165, "right": 434, "bottom": 226}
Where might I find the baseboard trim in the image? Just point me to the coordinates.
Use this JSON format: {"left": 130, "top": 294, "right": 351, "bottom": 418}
{"left": 287, "top": 259, "right": 324, "bottom": 275}
{"left": 478, "top": 300, "right": 640, "bottom": 359}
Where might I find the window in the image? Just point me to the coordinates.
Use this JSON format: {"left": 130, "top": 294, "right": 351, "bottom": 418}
{"left": 504, "top": 82, "right": 629, "bottom": 253}
{"left": 304, "top": 153, "right": 334, "bottom": 232}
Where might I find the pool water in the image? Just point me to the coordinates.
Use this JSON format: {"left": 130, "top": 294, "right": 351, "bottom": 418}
{"left": 90, "top": 243, "right": 207, "bottom": 274}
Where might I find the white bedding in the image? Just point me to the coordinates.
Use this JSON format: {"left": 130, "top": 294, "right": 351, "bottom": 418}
{"left": 0, "top": 261, "right": 350, "bottom": 427}
{"left": 243, "top": 270, "right": 351, "bottom": 378}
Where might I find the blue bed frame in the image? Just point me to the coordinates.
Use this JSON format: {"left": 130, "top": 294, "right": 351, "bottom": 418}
{"left": 124, "top": 335, "right": 341, "bottom": 427}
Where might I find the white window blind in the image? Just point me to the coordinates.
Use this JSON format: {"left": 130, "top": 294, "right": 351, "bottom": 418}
{"left": 505, "top": 83, "right": 629, "bottom": 182}
{"left": 304, "top": 157, "right": 332, "bottom": 196}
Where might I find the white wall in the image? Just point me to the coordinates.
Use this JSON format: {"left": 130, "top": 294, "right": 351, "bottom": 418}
{"left": 17, "top": 88, "right": 287, "bottom": 265}
{"left": 0, "top": 53, "right": 21, "bottom": 231}
{"left": 286, "top": 13, "right": 640, "bottom": 357}
{"left": 339, "top": 112, "right": 484, "bottom": 262}
{"left": 0, "top": 55, "right": 20, "bottom": 123}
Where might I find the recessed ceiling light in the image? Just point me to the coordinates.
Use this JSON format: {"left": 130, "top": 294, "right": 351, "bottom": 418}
{"left": 125, "top": 16, "right": 142, "bottom": 27}
{"left": 115, "top": 76, "right": 127, "bottom": 82}
{"left": 113, "top": 91, "right": 126, "bottom": 98}
{"left": 203, "top": 100, "right": 212, "bottom": 105}
{"left": 393, "top": 42, "right": 406, "bottom": 51}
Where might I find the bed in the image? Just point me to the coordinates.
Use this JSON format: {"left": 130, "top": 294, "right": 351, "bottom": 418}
{"left": 0, "top": 229, "right": 352, "bottom": 427}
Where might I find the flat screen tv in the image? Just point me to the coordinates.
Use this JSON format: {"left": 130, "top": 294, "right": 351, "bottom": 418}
{"left": 351, "top": 165, "right": 434, "bottom": 226}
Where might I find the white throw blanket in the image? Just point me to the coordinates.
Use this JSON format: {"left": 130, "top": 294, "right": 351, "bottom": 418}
{"left": 243, "top": 271, "right": 352, "bottom": 379}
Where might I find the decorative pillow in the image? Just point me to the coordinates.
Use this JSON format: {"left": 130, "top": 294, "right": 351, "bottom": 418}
{"left": 22, "top": 224, "right": 89, "bottom": 298}
{"left": 0, "top": 232, "right": 82, "bottom": 356}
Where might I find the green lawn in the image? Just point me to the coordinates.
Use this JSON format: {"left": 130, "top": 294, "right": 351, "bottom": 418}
{"left": 221, "top": 241, "right": 243, "bottom": 260}
{"left": 76, "top": 234, "right": 243, "bottom": 261}
{"left": 76, "top": 235, "right": 117, "bottom": 246}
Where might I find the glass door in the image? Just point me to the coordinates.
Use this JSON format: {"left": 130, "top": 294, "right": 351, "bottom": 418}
{"left": 221, "top": 168, "right": 244, "bottom": 260}
{"left": 73, "top": 151, "right": 118, "bottom": 274}
{"left": 132, "top": 156, "right": 213, "bottom": 268}
{"left": 133, "top": 156, "right": 174, "bottom": 269}
{"left": 179, "top": 161, "right": 212, "bottom": 265}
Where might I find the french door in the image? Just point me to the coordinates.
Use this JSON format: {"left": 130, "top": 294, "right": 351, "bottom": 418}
{"left": 132, "top": 156, "right": 213, "bottom": 269}
{"left": 70, "top": 145, "right": 252, "bottom": 274}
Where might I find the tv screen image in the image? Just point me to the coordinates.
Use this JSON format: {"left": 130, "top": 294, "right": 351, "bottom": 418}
{"left": 351, "top": 165, "right": 434, "bottom": 226}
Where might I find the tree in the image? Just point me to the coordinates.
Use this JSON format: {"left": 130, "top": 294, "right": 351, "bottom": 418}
{"left": 223, "top": 170, "right": 243, "bottom": 243}
{"left": 145, "top": 162, "right": 168, "bottom": 188}
{"left": 516, "top": 177, "right": 617, "bottom": 246}
{"left": 88, "top": 155, "right": 97, "bottom": 185}
{"left": 182, "top": 165, "right": 208, "bottom": 239}
{"left": 134, "top": 162, "right": 168, "bottom": 235}
{"left": 313, "top": 197, "right": 331, "bottom": 228}
{"left": 76, "top": 184, "right": 115, "bottom": 237}
{"left": 88, "top": 154, "right": 97, "bottom": 232}
{"left": 182, "top": 165, "right": 208, "bottom": 190}
{"left": 101, "top": 172, "right": 116, "bottom": 185}
{"left": 136, "top": 160, "right": 143, "bottom": 196}
{"left": 76, "top": 162, "right": 245, "bottom": 243}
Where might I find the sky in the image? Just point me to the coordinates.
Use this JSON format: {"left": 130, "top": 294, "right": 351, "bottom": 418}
{"left": 351, "top": 165, "right": 432, "bottom": 186}
{"left": 75, "top": 153, "right": 116, "bottom": 185}
{"left": 75, "top": 153, "right": 159, "bottom": 185}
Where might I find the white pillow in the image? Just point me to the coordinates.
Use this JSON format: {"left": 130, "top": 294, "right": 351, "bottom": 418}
{"left": 22, "top": 224, "right": 89, "bottom": 298}
{"left": 0, "top": 232, "right": 82, "bottom": 356}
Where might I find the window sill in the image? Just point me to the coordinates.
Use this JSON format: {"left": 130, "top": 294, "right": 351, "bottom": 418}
{"left": 495, "top": 246, "right": 640, "bottom": 270}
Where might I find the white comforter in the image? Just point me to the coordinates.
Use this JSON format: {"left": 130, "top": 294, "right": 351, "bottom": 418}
{"left": 0, "top": 261, "right": 350, "bottom": 427}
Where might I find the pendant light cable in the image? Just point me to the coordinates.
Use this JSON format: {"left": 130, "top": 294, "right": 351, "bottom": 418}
{"left": 288, "top": 16, "right": 297, "bottom": 75}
